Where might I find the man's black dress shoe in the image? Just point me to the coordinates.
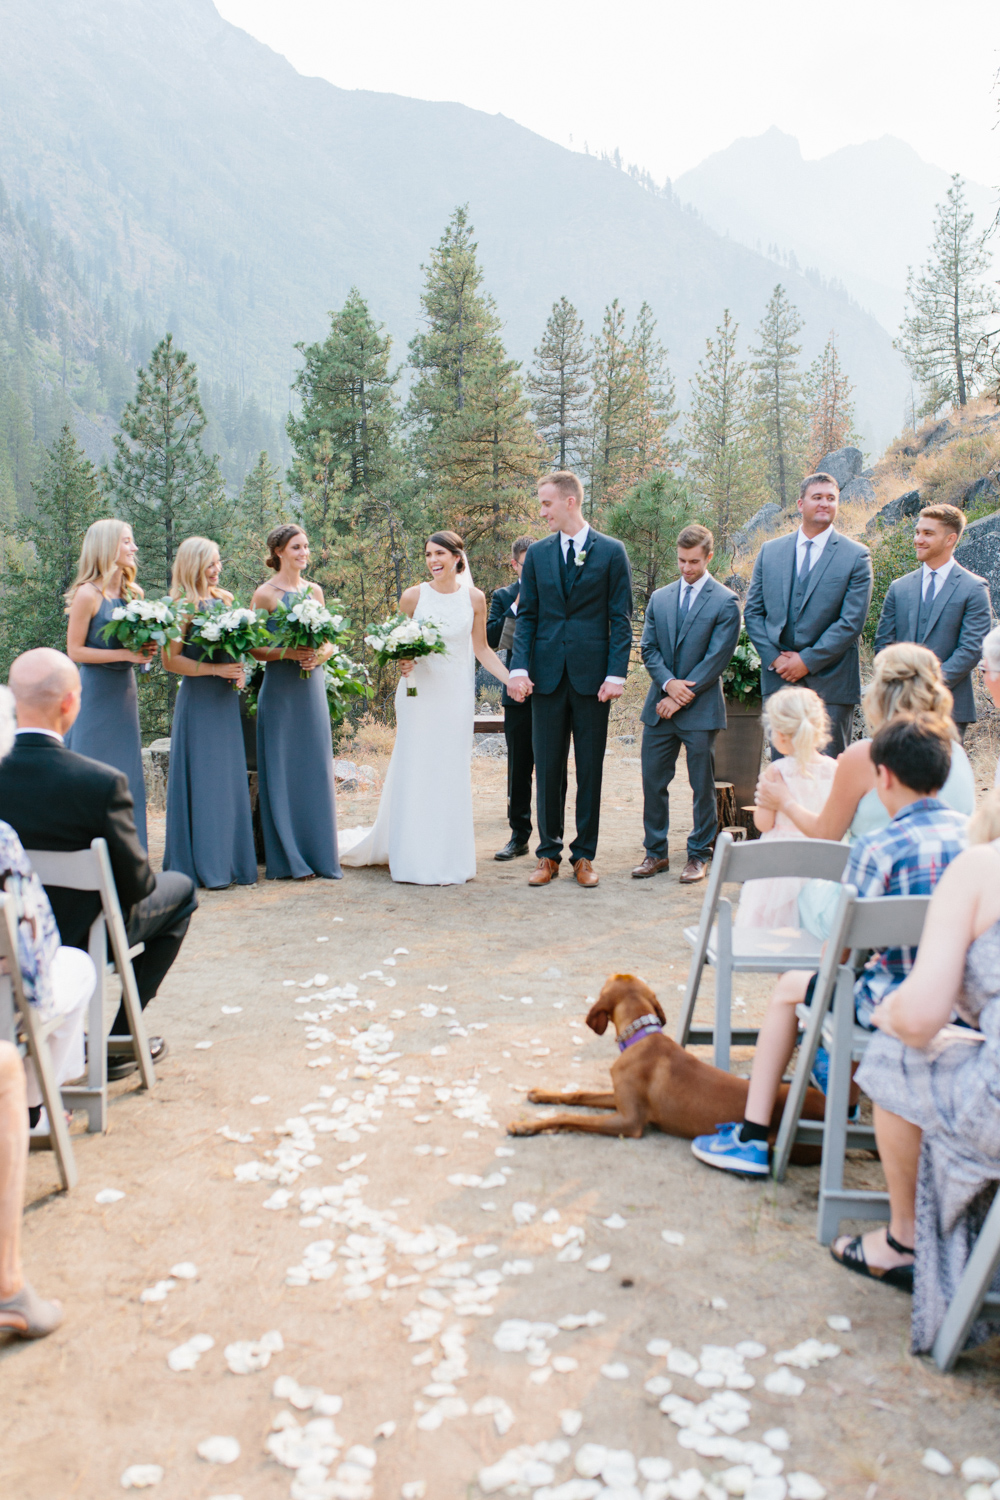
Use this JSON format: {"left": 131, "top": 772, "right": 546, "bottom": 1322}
{"left": 107, "top": 1036, "right": 169, "bottom": 1081}
{"left": 494, "top": 838, "right": 530, "bottom": 862}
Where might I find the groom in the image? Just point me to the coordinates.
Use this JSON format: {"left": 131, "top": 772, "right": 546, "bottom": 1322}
{"left": 508, "top": 471, "right": 633, "bottom": 887}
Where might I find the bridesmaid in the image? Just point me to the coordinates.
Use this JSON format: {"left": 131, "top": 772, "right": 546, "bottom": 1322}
{"left": 162, "top": 537, "right": 257, "bottom": 890}
{"left": 250, "top": 525, "right": 341, "bottom": 881}
{"left": 65, "top": 519, "right": 151, "bottom": 850}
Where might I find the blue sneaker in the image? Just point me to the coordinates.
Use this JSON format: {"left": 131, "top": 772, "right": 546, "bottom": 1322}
{"left": 691, "top": 1122, "right": 770, "bottom": 1176}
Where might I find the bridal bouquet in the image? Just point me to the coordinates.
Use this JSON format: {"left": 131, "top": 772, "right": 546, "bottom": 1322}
{"left": 100, "top": 596, "right": 182, "bottom": 656}
{"left": 365, "top": 612, "right": 447, "bottom": 697}
{"left": 185, "top": 601, "right": 272, "bottom": 690}
{"left": 268, "top": 590, "right": 349, "bottom": 678}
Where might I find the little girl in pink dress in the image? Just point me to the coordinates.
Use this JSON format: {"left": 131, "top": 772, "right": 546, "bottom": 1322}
{"left": 735, "top": 686, "right": 837, "bottom": 930}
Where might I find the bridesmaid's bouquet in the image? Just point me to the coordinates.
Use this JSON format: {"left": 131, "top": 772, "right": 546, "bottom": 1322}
{"left": 269, "top": 590, "right": 349, "bottom": 678}
{"left": 365, "top": 612, "right": 447, "bottom": 697}
{"left": 322, "top": 650, "right": 373, "bottom": 724}
{"left": 100, "top": 596, "right": 182, "bottom": 657}
{"left": 186, "top": 602, "right": 272, "bottom": 690}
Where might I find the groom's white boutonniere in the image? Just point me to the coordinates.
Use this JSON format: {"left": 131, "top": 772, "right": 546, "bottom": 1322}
{"left": 575, "top": 549, "right": 587, "bottom": 566}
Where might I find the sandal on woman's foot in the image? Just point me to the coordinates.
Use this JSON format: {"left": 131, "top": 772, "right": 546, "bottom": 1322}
{"left": 830, "top": 1231, "right": 914, "bottom": 1293}
{"left": 0, "top": 1281, "right": 64, "bottom": 1338}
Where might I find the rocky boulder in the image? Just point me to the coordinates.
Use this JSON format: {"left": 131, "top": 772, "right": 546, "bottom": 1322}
{"left": 955, "top": 512, "right": 1000, "bottom": 612}
{"left": 839, "top": 474, "right": 876, "bottom": 507}
{"left": 866, "top": 489, "right": 921, "bottom": 536}
{"left": 818, "top": 447, "right": 864, "bottom": 490}
{"left": 731, "top": 502, "right": 783, "bottom": 556}
{"left": 964, "top": 475, "right": 1000, "bottom": 509}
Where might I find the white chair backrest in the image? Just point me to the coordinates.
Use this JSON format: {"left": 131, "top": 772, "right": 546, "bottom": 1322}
{"left": 0, "top": 896, "right": 23, "bottom": 1043}
{"left": 25, "top": 846, "right": 103, "bottom": 892}
{"left": 842, "top": 892, "right": 931, "bottom": 952}
{"left": 718, "top": 832, "right": 851, "bottom": 885}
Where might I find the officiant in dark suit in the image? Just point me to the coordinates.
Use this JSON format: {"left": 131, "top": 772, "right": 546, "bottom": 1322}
{"left": 486, "top": 535, "right": 536, "bottom": 860}
{"left": 509, "top": 472, "right": 633, "bottom": 888}
{"left": 635, "top": 525, "right": 742, "bottom": 884}
{"left": 873, "top": 503, "right": 992, "bottom": 741}
{"left": 744, "top": 471, "right": 873, "bottom": 757}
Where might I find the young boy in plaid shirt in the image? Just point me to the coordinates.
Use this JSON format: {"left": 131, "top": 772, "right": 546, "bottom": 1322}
{"left": 692, "top": 714, "right": 967, "bottom": 1177}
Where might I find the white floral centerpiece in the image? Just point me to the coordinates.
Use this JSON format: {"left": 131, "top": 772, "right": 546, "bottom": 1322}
{"left": 268, "top": 589, "right": 350, "bottom": 679}
{"left": 365, "top": 612, "right": 447, "bottom": 697}
{"left": 100, "top": 596, "right": 182, "bottom": 655}
{"left": 185, "top": 601, "right": 271, "bottom": 689}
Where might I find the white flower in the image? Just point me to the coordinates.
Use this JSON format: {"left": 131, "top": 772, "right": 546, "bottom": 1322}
{"left": 575, "top": 549, "right": 587, "bottom": 566}
{"left": 200, "top": 622, "right": 223, "bottom": 642}
{"left": 111, "top": 606, "right": 126, "bottom": 621}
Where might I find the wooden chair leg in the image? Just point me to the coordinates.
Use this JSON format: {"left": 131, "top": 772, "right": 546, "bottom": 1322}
{"left": 772, "top": 989, "right": 830, "bottom": 1183}
{"left": 932, "top": 1189, "right": 1000, "bottom": 1372}
{"left": 817, "top": 975, "right": 857, "bottom": 1245}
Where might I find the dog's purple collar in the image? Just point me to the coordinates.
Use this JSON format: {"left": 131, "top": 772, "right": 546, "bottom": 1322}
{"left": 617, "top": 1014, "right": 664, "bottom": 1052}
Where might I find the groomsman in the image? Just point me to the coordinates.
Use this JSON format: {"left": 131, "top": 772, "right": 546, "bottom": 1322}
{"left": 487, "top": 536, "right": 537, "bottom": 859}
{"left": 744, "top": 471, "right": 873, "bottom": 757}
{"left": 634, "top": 525, "right": 741, "bottom": 884}
{"left": 874, "top": 503, "right": 992, "bottom": 741}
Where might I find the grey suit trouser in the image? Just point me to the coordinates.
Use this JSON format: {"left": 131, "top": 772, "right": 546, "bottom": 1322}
{"left": 766, "top": 697, "right": 856, "bottom": 760}
{"left": 641, "top": 719, "right": 718, "bottom": 863}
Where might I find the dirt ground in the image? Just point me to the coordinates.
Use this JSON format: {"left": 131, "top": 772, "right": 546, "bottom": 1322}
{"left": 3, "top": 744, "right": 999, "bottom": 1500}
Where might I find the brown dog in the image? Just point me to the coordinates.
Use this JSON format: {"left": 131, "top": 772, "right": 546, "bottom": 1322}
{"left": 507, "top": 973, "right": 826, "bottom": 1149}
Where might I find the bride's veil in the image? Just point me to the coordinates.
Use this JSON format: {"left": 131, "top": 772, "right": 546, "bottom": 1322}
{"left": 458, "top": 551, "right": 474, "bottom": 589}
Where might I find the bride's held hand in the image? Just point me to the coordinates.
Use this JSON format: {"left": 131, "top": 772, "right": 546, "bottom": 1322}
{"left": 398, "top": 658, "right": 415, "bottom": 677}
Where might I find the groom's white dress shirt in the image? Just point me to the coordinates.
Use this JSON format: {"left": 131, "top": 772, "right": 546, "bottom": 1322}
{"left": 509, "top": 521, "right": 623, "bottom": 685}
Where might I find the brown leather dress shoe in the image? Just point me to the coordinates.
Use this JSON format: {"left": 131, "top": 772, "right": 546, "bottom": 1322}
{"left": 632, "top": 855, "right": 669, "bottom": 879}
{"left": 679, "top": 858, "right": 707, "bottom": 884}
{"left": 572, "top": 858, "right": 599, "bottom": 888}
{"left": 528, "top": 858, "right": 560, "bottom": 886}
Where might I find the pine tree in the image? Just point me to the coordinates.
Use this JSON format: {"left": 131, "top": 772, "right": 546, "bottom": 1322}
{"left": 228, "top": 450, "right": 289, "bottom": 599}
{"left": 287, "top": 288, "right": 400, "bottom": 503}
{"left": 527, "top": 297, "right": 589, "bottom": 469}
{"left": 749, "top": 284, "right": 807, "bottom": 508}
{"left": 896, "top": 174, "right": 998, "bottom": 413}
{"left": 604, "top": 472, "right": 700, "bottom": 609}
{"left": 104, "top": 334, "right": 229, "bottom": 597}
{"left": 587, "top": 299, "right": 639, "bottom": 512}
{"left": 626, "top": 301, "right": 682, "bottom": 481}
{"left": 684, "top": 311, "right": 764, "bottom": 553}
{"left": 0, "top": 425, "right": 102, "bottom": 673}
{"left": 806, "top": 333, "right": 859, "bottom": 467}
{"left": 407, "top": 207, "right": 542, "bottom": 577}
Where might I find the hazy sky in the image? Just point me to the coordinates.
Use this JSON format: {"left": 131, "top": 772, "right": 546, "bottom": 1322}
{"left": 216, "top": 0, "right": 999, "bottom": 188}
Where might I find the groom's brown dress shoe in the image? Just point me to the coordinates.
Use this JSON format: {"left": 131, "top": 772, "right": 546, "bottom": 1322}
{"left": 632, "top": 855, "right": 669, "bottom": 879}
{"left": 572, "top": 859, "right": 599, "bottom": 888}
{"left": 528, "top": 858, "right": 560, "bottom": 886}
{"left": 679, "top": 858, "right": 707, "bottom": 884}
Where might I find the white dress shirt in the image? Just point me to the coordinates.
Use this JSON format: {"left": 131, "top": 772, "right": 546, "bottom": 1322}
{"left": 922, "top": 556, "right": 956, "bottom": 599}
{"left": 795, "top": 524, "right": 833, "bottom": 572}
{"left": 510, "top": 523, "right": 623, "bottom": 684}
{"left": 664, "top": 571, "right": 711, "bottom": 689}
{"left": 14, "top": 726, "right": 63, "bottom": 743}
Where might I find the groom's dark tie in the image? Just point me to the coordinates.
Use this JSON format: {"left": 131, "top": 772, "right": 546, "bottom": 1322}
{"left": 562, "top": 538, "right": 575, "bottom": 593}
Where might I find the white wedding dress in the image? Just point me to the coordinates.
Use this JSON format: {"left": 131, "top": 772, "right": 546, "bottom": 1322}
{"left": 339, "top": 581, "right": 477, "bottom": 884}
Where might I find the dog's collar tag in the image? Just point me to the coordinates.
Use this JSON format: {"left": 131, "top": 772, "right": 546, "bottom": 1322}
{"left": 616, "top": 1014, "right": 664, "bottom": 1052}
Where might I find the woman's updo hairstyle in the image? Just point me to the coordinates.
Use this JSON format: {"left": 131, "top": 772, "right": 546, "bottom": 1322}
{"left": 863, "top": 643, "right": 954, "bottom": 734}
{"left": 266, "top": 524, "right": 305, "bottom": 571}
{"left": 426, "top": 531, "right": 466, "bottom": 571}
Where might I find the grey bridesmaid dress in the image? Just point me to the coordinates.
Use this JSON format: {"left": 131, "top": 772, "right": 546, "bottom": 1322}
{"left": 66, "top": 594, "right": 148, "bottom": 850}
{"left": 163, "top": 614, "right": 258, "bottom": 888}
{"left": 256, "top": 592, "right": 342, "bottom": 880}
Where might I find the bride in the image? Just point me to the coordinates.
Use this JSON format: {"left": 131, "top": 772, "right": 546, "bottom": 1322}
{"left": 339, "top": 530, "right": 512, "bottom": 885}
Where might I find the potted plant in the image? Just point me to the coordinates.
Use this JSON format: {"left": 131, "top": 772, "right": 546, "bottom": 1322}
{"left": 715, "top": 626, "right": 764, "bottom": 823}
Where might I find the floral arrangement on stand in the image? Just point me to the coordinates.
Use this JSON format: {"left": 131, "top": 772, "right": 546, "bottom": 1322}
{"left": 185, "top": 602, "right": 272, "bottom": 689}
{"left": 365, "top": 613, "right": 447, "bottom": 697}
{"left": 721, "top": 626, "right": 762, "bottom": 705}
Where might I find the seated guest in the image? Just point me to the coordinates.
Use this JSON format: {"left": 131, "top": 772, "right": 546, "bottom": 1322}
{"left": 0, "top": 1040, "right": 62, "bottom": 1337}
{"left": 755, "top": 644, "right": 974, "bottom": 939}
{"left": 839, "top": 792, "right": 1000, "bottom": 1330}
{"left": 979, "top": 624, "right": 1000, "bottom": 788}
{"left": 0, "top": 649, "right": 197, "bottom": 1078}
{"left": 691, "top": 714, "right": 967, "bottom": 1180}
{"left": 735, "top": 687, "right": 835, "bottom": 930}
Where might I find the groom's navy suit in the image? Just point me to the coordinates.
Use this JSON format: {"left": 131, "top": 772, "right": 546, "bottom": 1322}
{"left": 511, "top": 529, "right": 633, "bottom": 863}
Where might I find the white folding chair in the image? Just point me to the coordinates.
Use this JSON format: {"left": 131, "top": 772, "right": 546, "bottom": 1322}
{"left": 932, "top": 1188, "right": 1000, "bottom": 1371}
{"left": 677, "top": 831, "right": 851, "bottom": 1070}
{"left": 27, "top": 838, "right": 155, "bottom": 1134}
{"left": 0, "top": 895, "right": 78, "bottom": 1190}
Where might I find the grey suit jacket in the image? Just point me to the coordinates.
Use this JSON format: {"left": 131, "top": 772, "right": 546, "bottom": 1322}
{"left": 744, "top": 528, "right": 873, "bottom": 704}
{"left": 873, "top": 562, "right": 992, "bottom": 723}
{"left": 640, "top": 575, "right": 742, "bottom": 731}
